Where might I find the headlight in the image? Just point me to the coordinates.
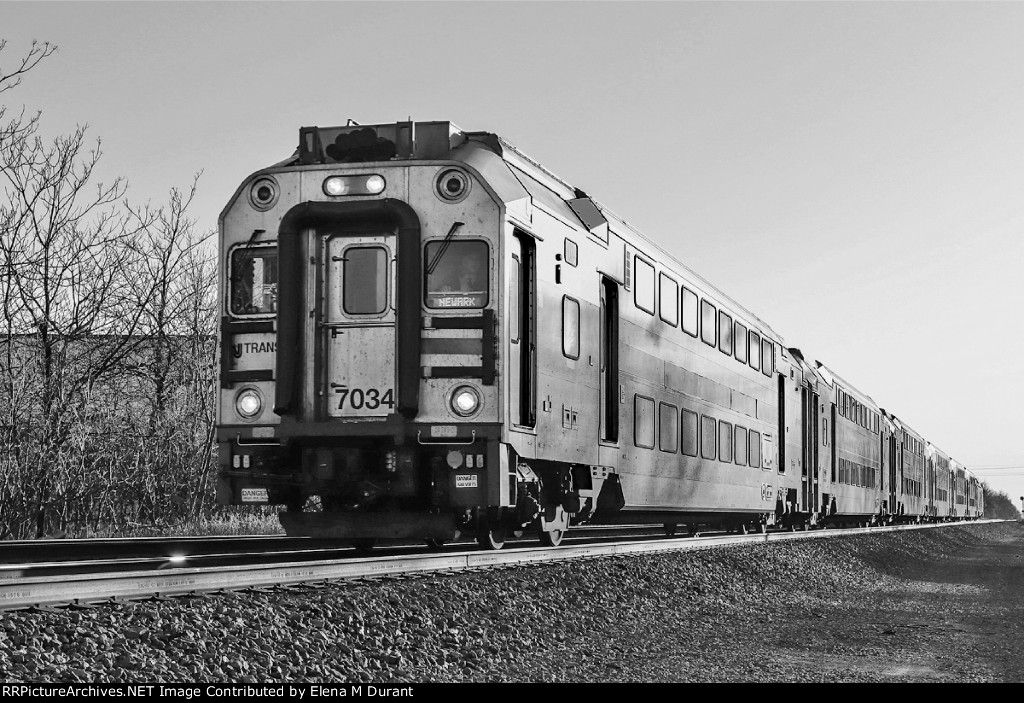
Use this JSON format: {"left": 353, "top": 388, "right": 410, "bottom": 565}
{"left": 323, "top": 174, "right": 386, "bottom": 196}
{"left": 450, "top": 385, "right": 481, "bottom": 417}
{"left": 235, "top": 388, "right": 263, "bottom": 419}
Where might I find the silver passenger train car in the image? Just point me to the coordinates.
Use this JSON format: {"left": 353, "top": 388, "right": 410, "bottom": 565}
{"left": 216, "top": 120, "right": 982, "bottom": 548}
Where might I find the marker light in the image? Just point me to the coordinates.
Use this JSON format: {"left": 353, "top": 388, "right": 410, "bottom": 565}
{"left": 436, "top": 168, "right": 470, "bottom": 201}
{"left": 323, "top": 174, "right": 386, "bottom": 197}
{"left": 235, "top": 388, "right": 263, "bottom": 419}
{"left": 249, "top": 177, "right": 279, "bottom": 211}
{"left": 450, "top": 385, "right": 481, "bottom": 417}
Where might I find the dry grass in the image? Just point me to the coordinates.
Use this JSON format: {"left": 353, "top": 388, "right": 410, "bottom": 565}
{"left": 189, "top": 509, "right": 285, "bottom": 536}
{"left": 72, "top": 508, "right": 284, "bottom": 539}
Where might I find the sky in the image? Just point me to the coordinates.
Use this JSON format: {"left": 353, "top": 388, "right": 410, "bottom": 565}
{"left": 3, "top": 1, "right": 1023, "bottom": 507}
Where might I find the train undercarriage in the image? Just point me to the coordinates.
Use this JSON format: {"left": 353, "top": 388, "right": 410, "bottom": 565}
{"left": 221, "top": 432, "right": 858, "bottom": 549}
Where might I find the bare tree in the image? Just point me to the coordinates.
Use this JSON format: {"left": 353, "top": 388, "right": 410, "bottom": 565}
{"left": 119, "top": 177, "right": 218, "bottom": 530}
{"left": 0, "top": 40, "right": 220, "bottom": 538}
{"left": 0, "top": 39, "right": 55, "bottom": 148}
{"left": 0, "top": 39, "right": 150, "bottom": 536}
{"left": 0, "top": 39, "right": 58, "bottom": 537}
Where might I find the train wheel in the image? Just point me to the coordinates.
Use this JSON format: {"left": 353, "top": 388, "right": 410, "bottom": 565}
{"left": 665, "top": 523, "right": 678, "bottom": 537}
{"left": 424, "top": 538, "right": 445, "bottom": 550}
{"left": 539, "top": 528, "right": 565, "bottom": 547}
{"left": 476, "top": 525, "right": 506, "bottom": 550}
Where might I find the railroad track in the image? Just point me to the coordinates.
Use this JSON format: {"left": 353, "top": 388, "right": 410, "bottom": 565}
{"left": 0, "top": 521, "right": 986, "bottom": 612}
{"left": 0, "top": 524, "right": 671, "bottom": 575}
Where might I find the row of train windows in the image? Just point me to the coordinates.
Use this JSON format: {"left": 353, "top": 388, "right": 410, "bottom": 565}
{"left": 632, "top": 256, "right": 774, "bottom": 378}
{"left": 633, "top": 395, "right": 765, "bottom": 469}
{"left": 902, "top": 477, "right": 922, "bottom": 498}
{"left": 835, "top": 387, "right": 880, "bottom": 435}
{"left": 902, "top": 433, "right": 923, "bottom": 455}
{"left": 837, "top": 457, "right": 877, "bottom": 489}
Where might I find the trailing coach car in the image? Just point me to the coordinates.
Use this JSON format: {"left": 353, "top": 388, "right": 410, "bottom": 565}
{"left": 216, "top": 120, "right": 980, "bottom": 548}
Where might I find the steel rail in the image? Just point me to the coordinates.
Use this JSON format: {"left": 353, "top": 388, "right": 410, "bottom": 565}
{"left": 0, "top": 524, "right": 675, "bottom": 566}
{"left": 0, "top": 520, "right": 992, "bottom": 611}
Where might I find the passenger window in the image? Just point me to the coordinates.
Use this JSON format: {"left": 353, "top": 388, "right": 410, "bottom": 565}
{"left": 748, "top": 331, "right": 761, "bottom": 371}
{"left": 230, "top": 244, "right": 278, "bottom": 316}
{"left": 748, "top": 429, "right": 761, "bottom": 468}
{"left": 719, "top": 421, "right": 733, "bottom": 462}
{"left": 719, "top": 311, "right": 733, "bottom": 355}
{"left": 343, "top": 246, "right": 388, "bottom": 315}
{"left": 564, "top": 239, "right": 578, "bottom": 267}
{"left": 681, "top": 287, "right": 699, "bottom": 337}
{"left": 761, "top": 338, "right": 773, "bottom": 377}
{"left": 734, "top": 426, "right": 747, "bottom": 466}
{"left": 701, "top": 415, "right": 716, "bottom": 460}
{"left": 562, "top": 296, "right": 580, "bottom": 360}
{"left": 659, "top": 403, "right": 678, "bottom": 453}
{"left": 510, "top": 255, "right": 520, "bottom": 344}
{"left": 700, "top": 299, "right": 716, "bottom": 347}
{"left": 734, "top": 321, "right": 748, "bottom": 363}
{"left": 634, "top": 256, "right": 655, "bottom": 314}
{"left": 682, "top": 409, "right": 698, "bottom": 456}
{"left": 634, "top": 395, "right": 655, "bottom": 449}
{"left": 659, "top": 273, "right": 679, "bottom": 326}
{"left": 424, "top": 240, "right": 488, "bottom": 309}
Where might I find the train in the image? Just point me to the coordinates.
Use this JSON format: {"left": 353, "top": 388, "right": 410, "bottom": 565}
{"left": 215, "top": 119, "right": 983, "bottom": 549}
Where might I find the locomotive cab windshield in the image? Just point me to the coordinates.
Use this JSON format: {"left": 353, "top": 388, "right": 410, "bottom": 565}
{"left": 425, "top": 239, "right": 489, "bottom": 308}
{"left": 230, "top": 244, "right": 278, "bottom": 316}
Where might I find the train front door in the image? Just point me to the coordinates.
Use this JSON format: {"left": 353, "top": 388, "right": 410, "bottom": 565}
{"left": 322, "top": 233, "right": 397, "bottom": 418}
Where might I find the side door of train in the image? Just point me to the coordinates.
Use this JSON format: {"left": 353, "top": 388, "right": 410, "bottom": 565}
{"left": 507, "top": 231, "right": 537, "bottom": 441}
{"left": 799, "top": 382, "right": 820, "bottom": 516}
{"left": 886, "top": 430, "right": 898, "bottom": 514}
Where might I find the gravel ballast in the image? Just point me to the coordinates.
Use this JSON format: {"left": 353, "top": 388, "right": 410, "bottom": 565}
{"left": 1, "top": 522, "right": 1021, "bottom": 683}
